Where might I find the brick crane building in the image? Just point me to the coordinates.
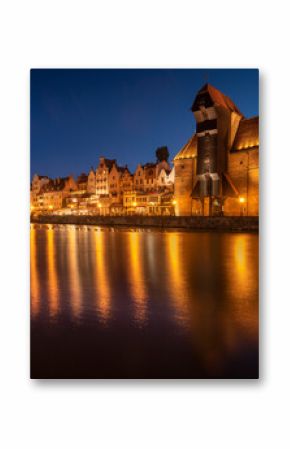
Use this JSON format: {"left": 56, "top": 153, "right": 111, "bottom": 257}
{"left": 174, "top": 83, "right": 259, "bottom": 216}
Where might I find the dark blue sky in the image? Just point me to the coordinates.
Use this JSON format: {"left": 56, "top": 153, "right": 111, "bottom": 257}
{"left": 31, "top": 69, "right": 258, "bottom": 178}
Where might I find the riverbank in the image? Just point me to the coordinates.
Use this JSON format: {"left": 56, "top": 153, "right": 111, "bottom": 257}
{"left": 31, "top": 214, "right": 259, "bottom": 231}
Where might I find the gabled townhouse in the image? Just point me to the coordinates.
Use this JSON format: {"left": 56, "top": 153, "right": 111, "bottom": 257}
{"left": 76, "top": 173, "right": 88, "bottom": 192}
{"left": 30, "top": 174, "right": 51, "bottom": 210}
{"left": 96, "top": 157, "right": 116, "bottom": 196}
{"left": 87, "top": 167, "right": 96, "bottom": 194}
{"left": 157, "top": 166, "right": 174, "bottom": 191}
{"left": 120, "top": 166, "right": 133, "bottom": 192}
{"left": 38, "top": 176, "right": 77, "bottom": 211}
{"left": 134, "top": 164, "right": 145, "bottom": 191}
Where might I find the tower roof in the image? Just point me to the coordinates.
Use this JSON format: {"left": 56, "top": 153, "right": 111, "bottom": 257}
{"left": 191, "top": 83, "right": 242, "bottom": 115}
{"left": 231, "top": 116, "right": 259, "bottom": 151}
{"left": 174, "top": 134, "right": 197, "bottom": 160}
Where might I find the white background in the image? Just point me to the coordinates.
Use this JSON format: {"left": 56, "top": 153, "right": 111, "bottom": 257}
{"left": 0, "top": 1, "right": 289, "bottom": 448}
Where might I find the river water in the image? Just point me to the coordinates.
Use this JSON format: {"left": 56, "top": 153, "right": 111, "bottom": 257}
{"left": 30, "top": 224, "right": 259, "bottom": 378}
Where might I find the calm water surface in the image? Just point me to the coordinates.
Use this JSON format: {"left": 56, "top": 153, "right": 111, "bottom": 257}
{"left": 30, "top": 224, "right": 259, "bottom": 378}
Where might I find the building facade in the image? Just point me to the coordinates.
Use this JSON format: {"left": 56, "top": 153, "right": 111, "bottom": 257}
{"left": 87, "top": 168, "right": 96, "bottom": 193}
{"left": 123, "top": 190, "right": 174, "bottom": 215}
{"left": 32, "top": 176, "right": 77, "bottom": 211}
{"left": 96, "top": 157, "right": 116, "bottom": 195}
{"left": 31, "top": 83, "right": 258, "bottom": 217}
{"left": 174, "top": 83, "right": 259, "bottom": 216}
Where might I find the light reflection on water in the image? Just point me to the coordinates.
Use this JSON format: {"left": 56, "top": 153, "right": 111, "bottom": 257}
{"left": 94, "top": 228, "right": 111, "bottom": 324}
{"left": 127, "top": 232, "right": 148, "bottom": 327}
{"left": 47, "top": 226, "right": 60, "bottom": 318}
{"left": 166, "top": 232, "right": 191, "bottom": 328}
{"left": 30, "top": 227, "right": 40, "bottom": 317}
{"left": 30, "top": 224, "right": 259, "bottom": 378}
{"left": 67, "top": 226, "right": 82, "bottom": 319}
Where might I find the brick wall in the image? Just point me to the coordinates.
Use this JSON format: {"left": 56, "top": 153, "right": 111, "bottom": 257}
{"left": 174, "top": 158, "right": 195, "bottom": 216}
{"left": 225, "top": 148, "right": 259, "bottom": 216}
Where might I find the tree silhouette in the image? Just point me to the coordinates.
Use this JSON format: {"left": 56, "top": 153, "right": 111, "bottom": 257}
{"left": 156, "top": 146, "right": 169, "bottom": 162}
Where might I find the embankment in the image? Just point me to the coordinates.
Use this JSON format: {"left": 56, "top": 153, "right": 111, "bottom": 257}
{"left": 31, "top": 214, "right": 259, "bottom": 232}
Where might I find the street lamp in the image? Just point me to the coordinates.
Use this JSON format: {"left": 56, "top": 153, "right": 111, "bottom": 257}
{"left": 239, "top": 197, "right": 246, "bottom": 216}
{"left": 172, "top": 199, "right": 177, "bottom": 216}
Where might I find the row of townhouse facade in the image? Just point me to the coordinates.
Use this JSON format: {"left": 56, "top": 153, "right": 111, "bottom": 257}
{"left": 31, "top": 84, "right": 259, "bottom": 217}
{"left": 31, "top": 156, "right": 176, "bottom": 216}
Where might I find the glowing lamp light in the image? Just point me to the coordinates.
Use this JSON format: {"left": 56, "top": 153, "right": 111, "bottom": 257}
{"left": 239, "top": 197, "right": 245, "bottom": 204}
{"left": 172, "top": 200, "right": 177, "bottom": 205}
{"left": 133, "top": 201, "right": 137, "bottom": 207}
{"left": 49, "top": 205, "right": 53, "bottom": 210}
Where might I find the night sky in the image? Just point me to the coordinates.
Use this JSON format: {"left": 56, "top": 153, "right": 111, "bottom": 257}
{"left": 31, "top": 69, "right": 258, "bottom": 178}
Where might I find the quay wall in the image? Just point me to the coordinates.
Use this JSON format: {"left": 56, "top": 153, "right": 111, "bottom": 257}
{"left": 31, "top": 214, "right": 259, "bottom": 231}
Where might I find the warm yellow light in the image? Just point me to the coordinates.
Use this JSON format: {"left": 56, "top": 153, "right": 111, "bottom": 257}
{"left": 133, "top": 201, "right": 137, "bottom": 207}
{"left": 172, "top": 200, "right": 177, "bottom": 205}
{"left": 98, "top": 204, "right": 101, "bottom": 208}
{"left": 239, "top": 197, "right": 245, "bottom": 204}
{"left": 30, "top": 205, "right": 34, "bottom": 210}
{"left": 49, "top": 205, "right": 53, "bottom": 209}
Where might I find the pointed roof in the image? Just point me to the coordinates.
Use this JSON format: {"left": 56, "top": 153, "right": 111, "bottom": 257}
{"left": 99, "top": 158, "right": 116, "bottom": 171}
{"left": 231, "top": 116, "right": 259, "bottom": 151}
{"left": 191, "top": 83, "right": 242, "bottom": 115}
{"left": 40, "top": 177, "right": 70, "bottom": 193}
{"left": 143, "top": 162, "right": 157, "bottom": 169}
{"left": 174, "top": 134, "right": 197, "bottom": 160}
{"left": 122, "top": 166, "right": 132, "bottom": 176}
{"left": 77, "top": 173, "right": 88, "bottom": 183}
{"left": 116, "top": 165, "right": 127, "bottom": 174}
{"left": 104, "top": 158, "right": 116, "bottom": 170}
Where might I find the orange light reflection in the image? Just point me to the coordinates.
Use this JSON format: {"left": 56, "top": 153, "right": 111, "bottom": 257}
{"left": 67, "top": 226, "right": 82, "bottom": 318}
{"left": 30, "top": 226, "right": 40, "bottom": 317}
{"left": 46, "top": 227, "right": 59, "bottom": 318}
{"left": 94, "top": 230, "right": 111, "bottom": 324}
{"left": 166, "top": 232, "right": 189, "bottom": 327}
{"left": 128, "top": 232, "right": 147, "bottom": 326}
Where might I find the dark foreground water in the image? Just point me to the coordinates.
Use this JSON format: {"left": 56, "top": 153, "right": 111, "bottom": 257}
{"left": 30, "top": 224, "right": 259, "bottom": 379}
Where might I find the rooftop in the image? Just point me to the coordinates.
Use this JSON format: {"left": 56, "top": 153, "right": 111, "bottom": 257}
{"left": 174, "top": 134, "right": 197, "bottom": 160}
{"left": 77, "top": 173, "right": 88, "bottom": 183}
{"left": 40, "top": 177, "right": 70, "bottom": 193}
{"left": 191, "top": 83, "right": 242, "bottom": 115}
{"left": 231, "top": 116, "right": 259, "bottom": 151}
{"left": 102, "top": 158, "right": 116, "bottom": 170}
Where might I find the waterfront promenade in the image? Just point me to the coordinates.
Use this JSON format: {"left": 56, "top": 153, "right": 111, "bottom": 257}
{"left": 31, "top": 214, "right": 259, "bottom": 232}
